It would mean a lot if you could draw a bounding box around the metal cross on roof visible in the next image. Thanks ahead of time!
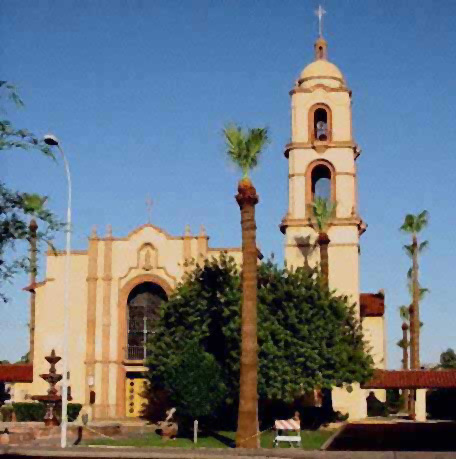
[145,195,153,224]
[315,5,326,37]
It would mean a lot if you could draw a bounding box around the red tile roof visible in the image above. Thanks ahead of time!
[363,369,456,389]
[360,292,385,317]
[0,364,33,383]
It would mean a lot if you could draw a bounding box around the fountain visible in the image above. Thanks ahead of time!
[31,349,63,426]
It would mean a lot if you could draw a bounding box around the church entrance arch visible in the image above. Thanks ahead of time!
[126,282,167,361]
[116,274,173,418]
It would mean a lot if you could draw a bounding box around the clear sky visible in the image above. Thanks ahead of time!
[2,0,455,368]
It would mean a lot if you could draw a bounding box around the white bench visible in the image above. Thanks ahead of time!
[273,418,301,448]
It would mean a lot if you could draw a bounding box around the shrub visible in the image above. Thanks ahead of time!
[162,341,227,427]
[0,404,13,422]
[366,391,388,417]
[67,403,83,422]
[13,402,46,421]
[11,402,82,422]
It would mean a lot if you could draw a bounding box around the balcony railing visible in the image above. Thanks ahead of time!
[126,345,147,361]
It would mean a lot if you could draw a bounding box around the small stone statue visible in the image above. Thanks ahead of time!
[155,408,178,440]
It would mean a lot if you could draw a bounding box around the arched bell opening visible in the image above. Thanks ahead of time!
[311,164,332,202]
[305,160,336,214]
[309,104,332,142]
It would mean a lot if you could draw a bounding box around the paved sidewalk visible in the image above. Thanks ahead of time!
[1,446,456,459]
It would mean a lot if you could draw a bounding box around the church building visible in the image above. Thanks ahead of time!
[9,33,386,421]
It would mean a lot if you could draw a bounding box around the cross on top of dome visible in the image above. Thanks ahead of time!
[315,5,326,38]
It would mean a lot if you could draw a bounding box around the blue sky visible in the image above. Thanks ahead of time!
[2,1,455,368]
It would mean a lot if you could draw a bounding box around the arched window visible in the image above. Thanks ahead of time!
[127,282,167,360]
[309,104,332,142]
[306,160,336,210]
[311,164,332,201]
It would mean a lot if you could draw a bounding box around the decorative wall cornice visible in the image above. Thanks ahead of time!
[284,141,361,159]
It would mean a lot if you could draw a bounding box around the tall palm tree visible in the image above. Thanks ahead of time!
[223,124,269,449]
[400,211,429,420]
[312,197,336,288]
[401,210,429,372]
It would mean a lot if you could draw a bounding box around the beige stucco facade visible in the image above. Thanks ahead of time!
[12,34,386,422]
[13,224,241,420]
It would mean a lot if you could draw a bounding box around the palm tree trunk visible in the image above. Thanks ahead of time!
[408,304,416,419]
[235,179,259,449]
[401,323,409,412]
[411,235,420,369]
[29,219,38,363]
[318,232,330,288]
[408,236,420,420]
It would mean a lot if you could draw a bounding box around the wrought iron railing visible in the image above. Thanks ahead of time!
[126,345,147,361]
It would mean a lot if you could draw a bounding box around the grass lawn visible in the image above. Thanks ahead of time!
[85,429,335,450]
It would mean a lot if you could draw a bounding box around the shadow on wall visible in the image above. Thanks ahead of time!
[294,236,316,270]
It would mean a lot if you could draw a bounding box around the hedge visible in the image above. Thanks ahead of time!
[67,403,83,421]
[13,402,45,421]
[10,402,82,422]
[0,405,13,422]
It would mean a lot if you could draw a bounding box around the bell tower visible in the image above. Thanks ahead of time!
[281,34,365,305]
[281,30,369,419]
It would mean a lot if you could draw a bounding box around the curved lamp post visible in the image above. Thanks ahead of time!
[44,134,72,449]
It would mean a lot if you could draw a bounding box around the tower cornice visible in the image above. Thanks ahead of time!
[284,141,361,159]
[290,84,351,96]
[279,216,367,236]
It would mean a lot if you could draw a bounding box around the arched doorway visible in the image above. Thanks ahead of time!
[124,281,167,417]
[116,275,172,418]
[126,282,167,361]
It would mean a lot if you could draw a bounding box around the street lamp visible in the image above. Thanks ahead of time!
[44,134,72,449]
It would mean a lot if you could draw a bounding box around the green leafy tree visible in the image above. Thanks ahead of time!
[439,349,456,369]
[161,341,227,427]
[0,81,61,302]
[223,124,269,448]
[427,349,456,420]
[146,255,373,424]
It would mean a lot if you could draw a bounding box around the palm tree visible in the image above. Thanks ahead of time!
[223,124,269,449]
[400,210,429,420]
[312,197,336,288]
[400,210,429,372]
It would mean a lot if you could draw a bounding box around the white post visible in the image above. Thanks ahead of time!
[193,419,198,444]
[59,145,72,449]
[415,389,427,422]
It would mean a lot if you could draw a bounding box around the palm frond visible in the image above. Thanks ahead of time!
[416,210,429,231]
[406,267,412,280]
[312,197,336,232]
[400,211,429,234]
[400,214,415,233]
[403,244,414,258]
[419,240,429,252]
[399,305,410,321]
[419,287,429,300]
[223,124,269,178]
